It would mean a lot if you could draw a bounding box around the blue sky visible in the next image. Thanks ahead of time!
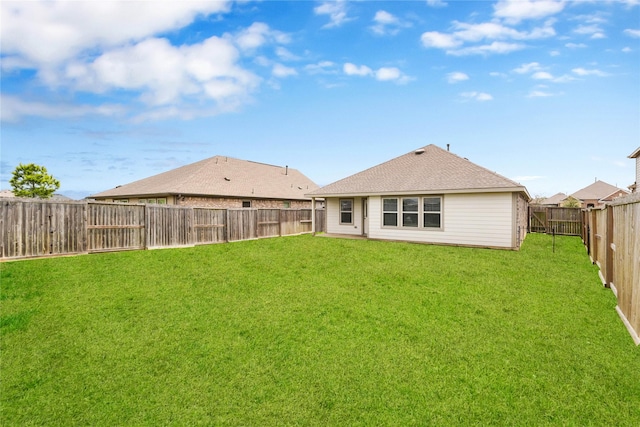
[1,0,639,200]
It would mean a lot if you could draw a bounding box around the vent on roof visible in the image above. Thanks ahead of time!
[415,148,425,155]
[224,177,231,181]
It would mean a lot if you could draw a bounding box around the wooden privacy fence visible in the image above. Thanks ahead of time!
[582,194,640,345]
[1,200,326,260]
[529,206,582,235]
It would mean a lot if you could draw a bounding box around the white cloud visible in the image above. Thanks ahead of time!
[447,72,469,83]
[272,63,297,78]
[426,0,447,7]
[343,63,411,84]
[420,19,554,55]
[61,35,260,108]
[572,68,609,77]
[0,94,125,123]
[275,47,300,61]
[370,10,411,35]
[0,1,232,68]
[304,61,337,74]
[624,29,640,38]
[622,47,633,53]
[532,71,553,80]
[314,0,352,29]
[234,22,290,52]
[448,41,526,56]
[343,63,373,77]
[461,92,493,101]
[565,43,587,48]
[421,32,462,49]
[574,24,606,39]
[514,62,542,74]
[493,0,565,24]
[527,90,556,98]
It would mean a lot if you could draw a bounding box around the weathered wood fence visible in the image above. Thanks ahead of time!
[529,206,582,235]
[1,200,326,260]
[582,194,640,345]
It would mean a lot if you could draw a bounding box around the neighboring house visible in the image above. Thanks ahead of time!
[0,190,74,201]
[569,180,629,208]
[306,144,530,250]
[629,147,639,193]
[537,192,567,207]
[91,156,320,209]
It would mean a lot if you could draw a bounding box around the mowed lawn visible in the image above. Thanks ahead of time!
[1,234,639,426]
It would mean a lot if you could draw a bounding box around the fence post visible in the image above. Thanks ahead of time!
[605,205,614,288]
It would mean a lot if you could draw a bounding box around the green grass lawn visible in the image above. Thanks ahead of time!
[1,233,639,426]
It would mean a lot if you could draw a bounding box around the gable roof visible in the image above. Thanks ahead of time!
[629,147,640,159]
[91,156,319,200]
[540,192,567,205]
[570,180,628,201]
[307,144,529,199]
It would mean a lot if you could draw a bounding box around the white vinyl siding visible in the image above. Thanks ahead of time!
[326,197,363,235]
[368,193,515,248]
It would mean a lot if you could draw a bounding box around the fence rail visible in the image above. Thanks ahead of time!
[529,206,582,235]
[1,200,325,260]
[582,194,640,345]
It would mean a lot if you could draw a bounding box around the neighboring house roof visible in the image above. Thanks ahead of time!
[570,180,628,201]
[540,192,567,205]
[629,147,640,159]
[0,190,74,201]
[307,144,530,199]
[90,155,319,200]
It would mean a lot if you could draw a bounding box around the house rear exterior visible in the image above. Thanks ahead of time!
[91,155,320,209]
[307,145,530,250]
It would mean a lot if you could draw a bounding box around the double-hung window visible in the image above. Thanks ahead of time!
[423,197,442,228]
[382,196,443,229]
[340,199,353,224]
[402,197,419,227]
[383,198,398,226]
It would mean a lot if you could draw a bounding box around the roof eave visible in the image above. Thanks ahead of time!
[308,186,530,199]
[629,147,640,159]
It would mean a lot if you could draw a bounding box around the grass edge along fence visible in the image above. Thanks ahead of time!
[582,193,640,346]
[0,199,326,260]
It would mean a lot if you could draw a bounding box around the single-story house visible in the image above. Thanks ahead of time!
[629,147,639,193]
[537,192,567,207]
[91,156,320,209]
[306,144,530,250]
[569,180,629,209]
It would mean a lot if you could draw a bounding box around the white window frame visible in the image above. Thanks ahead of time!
[339,199,353,225]
[382,198,398,226]
[381,195,443,230]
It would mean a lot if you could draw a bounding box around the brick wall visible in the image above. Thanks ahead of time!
[178,196,312,209]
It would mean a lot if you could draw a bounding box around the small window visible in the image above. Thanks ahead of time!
[402,197,419,227]
[283,201,291,208]
[339,199,353,224]
[157,198,167,205]
[383,198,398,226]
[115,199,129,203]
[242,200,252,208]
[423,197,442,228]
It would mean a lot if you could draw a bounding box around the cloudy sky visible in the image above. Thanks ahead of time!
[1,0,639,199]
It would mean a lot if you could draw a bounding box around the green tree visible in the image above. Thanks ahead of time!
[562,196,581,208]
[9,163,60,199]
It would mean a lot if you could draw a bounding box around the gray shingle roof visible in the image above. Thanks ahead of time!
[540,192,567,205]
[307,144,529,198]
[91,156,319,200]
[570,180,627,201]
